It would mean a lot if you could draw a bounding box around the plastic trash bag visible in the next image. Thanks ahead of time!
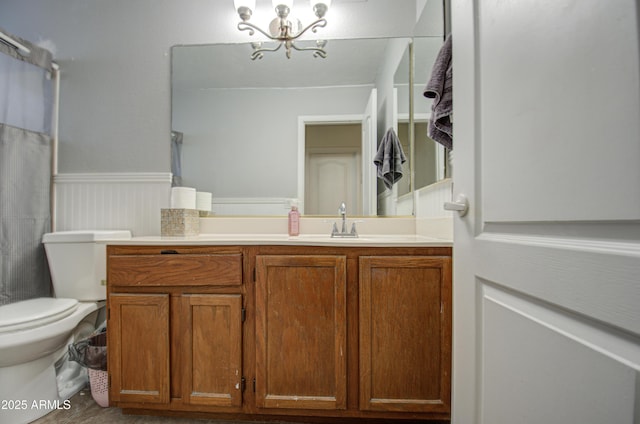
[69,322,107,371]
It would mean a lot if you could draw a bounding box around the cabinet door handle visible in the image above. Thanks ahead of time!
[160,249,179,254]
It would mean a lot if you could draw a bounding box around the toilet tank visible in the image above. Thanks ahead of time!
[42,230,132,301]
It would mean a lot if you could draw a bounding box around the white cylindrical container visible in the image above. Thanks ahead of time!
[170,187,196,209]
[196,191,212,212]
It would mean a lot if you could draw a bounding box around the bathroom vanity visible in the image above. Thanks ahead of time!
[106,236,452,422]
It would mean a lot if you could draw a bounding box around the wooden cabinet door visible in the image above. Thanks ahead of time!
[359,256,451,414]
[108,293,170,405]
[181,294,243,407]
[255,255,347,410]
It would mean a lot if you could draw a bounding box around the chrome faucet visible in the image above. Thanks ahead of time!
[338,202,347,233]
[331,202,358,238]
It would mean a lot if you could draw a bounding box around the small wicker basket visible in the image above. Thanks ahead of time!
[88,368,109,407]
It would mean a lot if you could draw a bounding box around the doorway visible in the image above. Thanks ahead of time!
[304,123,362,215]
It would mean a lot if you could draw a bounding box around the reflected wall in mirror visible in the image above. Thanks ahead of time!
[392,39,416,216]
[412,36,450,186]
[378,36,450,216]
[171,36,447,217]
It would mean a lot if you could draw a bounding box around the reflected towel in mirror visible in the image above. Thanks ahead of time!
[424,33,453,150]
[373,128,406,190]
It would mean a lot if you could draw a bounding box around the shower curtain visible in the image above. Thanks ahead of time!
[0,29,55,305]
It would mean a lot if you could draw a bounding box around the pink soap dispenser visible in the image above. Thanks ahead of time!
[288,201,300,236]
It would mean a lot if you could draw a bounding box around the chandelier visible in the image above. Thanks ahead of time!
[233,0,332,60]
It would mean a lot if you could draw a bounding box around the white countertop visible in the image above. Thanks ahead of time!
[107,233,452,247]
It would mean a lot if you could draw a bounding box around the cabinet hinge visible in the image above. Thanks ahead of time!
[241,308,246,323]
[241,377,246,393]
[253,378,256,393]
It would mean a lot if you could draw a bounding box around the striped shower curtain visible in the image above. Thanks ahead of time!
[0,29,55,305]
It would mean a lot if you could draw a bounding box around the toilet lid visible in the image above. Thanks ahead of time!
[0,298,79,333]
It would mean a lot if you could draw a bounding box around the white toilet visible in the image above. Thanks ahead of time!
[0,230,131,424]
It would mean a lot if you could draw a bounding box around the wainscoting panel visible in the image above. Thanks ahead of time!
[415,179,453,240]
[211,198,293,216]
[54,173,172,236]
[415,178,452,219]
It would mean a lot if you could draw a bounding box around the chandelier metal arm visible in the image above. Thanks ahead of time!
[290,42,328,58]
[286,18,327,41]
[250,42,283,60]
[237,21,274,39]
[238,19,327,43]
[235,2,331,59]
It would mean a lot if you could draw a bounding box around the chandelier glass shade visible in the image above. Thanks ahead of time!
[234,0,332,60]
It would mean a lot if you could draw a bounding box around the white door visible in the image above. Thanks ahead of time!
[305,150,361,215]
[452,1,640,423]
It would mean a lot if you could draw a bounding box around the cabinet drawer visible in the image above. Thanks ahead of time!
[109,254,242,286]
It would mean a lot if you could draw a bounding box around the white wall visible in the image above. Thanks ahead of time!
[173,85,372,199]
[377,38,412,133]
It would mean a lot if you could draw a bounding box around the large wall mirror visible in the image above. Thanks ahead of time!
[171,4,447,217]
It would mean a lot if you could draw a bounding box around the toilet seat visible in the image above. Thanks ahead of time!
[0,298,79,333]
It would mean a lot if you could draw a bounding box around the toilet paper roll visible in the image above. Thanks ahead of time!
[170,187,196,209]
[196,191,212,212]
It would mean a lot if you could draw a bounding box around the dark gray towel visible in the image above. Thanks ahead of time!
[424,34,453,150]
[373,128,406,190]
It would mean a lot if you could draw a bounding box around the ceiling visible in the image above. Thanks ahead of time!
[172,37,413,90]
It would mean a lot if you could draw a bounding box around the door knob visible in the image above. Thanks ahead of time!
[444,194,469,217]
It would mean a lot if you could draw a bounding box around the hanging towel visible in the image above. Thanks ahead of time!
[424,33,453,150]
[373,128,406,190]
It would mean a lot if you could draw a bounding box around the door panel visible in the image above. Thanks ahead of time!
[108,293,170,405]
[306,152,360,215]
[255,255,347,410]
[451,0,640,423]
[359,256,451,413]
[481,284,638,423]
[479,0,640,222]
[475,236,640,334]
[182,294,243,407]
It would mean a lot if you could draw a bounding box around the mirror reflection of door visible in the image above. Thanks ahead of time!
[304,124,362,215]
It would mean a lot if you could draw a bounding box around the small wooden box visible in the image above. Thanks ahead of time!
[161,208,200,236]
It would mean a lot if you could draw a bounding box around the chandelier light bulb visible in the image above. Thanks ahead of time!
[272,0,294,10]
[234,0,256,21]
[236,0,330,59]
[311,0,331,18]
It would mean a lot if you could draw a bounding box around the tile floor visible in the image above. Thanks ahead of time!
[31,387,447,424]
[30,388,295,424]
